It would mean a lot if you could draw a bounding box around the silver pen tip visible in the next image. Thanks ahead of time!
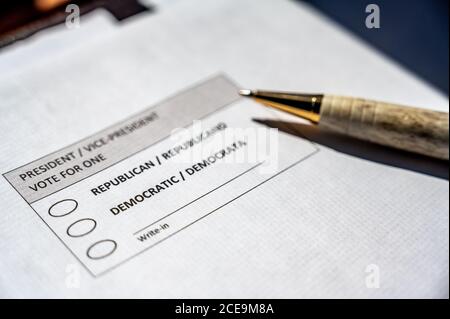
[238,89,253,96]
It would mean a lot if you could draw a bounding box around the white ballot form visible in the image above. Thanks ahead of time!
[0,0,448,298]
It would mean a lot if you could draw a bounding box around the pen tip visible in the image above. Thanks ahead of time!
[239,89,253,96]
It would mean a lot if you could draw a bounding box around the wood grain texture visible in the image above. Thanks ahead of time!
[319,95,449,160]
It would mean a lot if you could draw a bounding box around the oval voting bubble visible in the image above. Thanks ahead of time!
[66,218,97,238]
[87,239,117,260]
[48,199,78,217]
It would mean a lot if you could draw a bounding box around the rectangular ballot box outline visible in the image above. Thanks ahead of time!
[3,74,320,277]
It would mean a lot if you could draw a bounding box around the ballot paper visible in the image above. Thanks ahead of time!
[0,0,448,298]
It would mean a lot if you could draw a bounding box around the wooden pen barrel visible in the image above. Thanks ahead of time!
[319,95,449,160]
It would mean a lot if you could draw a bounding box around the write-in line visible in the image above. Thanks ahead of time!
[133,162,263,235]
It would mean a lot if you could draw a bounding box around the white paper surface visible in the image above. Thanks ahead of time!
[0,0,448,298]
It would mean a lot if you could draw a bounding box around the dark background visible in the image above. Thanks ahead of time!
[0,0,448,94]
[303,0,449,94]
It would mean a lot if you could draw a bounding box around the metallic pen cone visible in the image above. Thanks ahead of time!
[238,89,323,123]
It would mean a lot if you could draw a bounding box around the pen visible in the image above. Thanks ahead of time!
[239,89,449,160]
